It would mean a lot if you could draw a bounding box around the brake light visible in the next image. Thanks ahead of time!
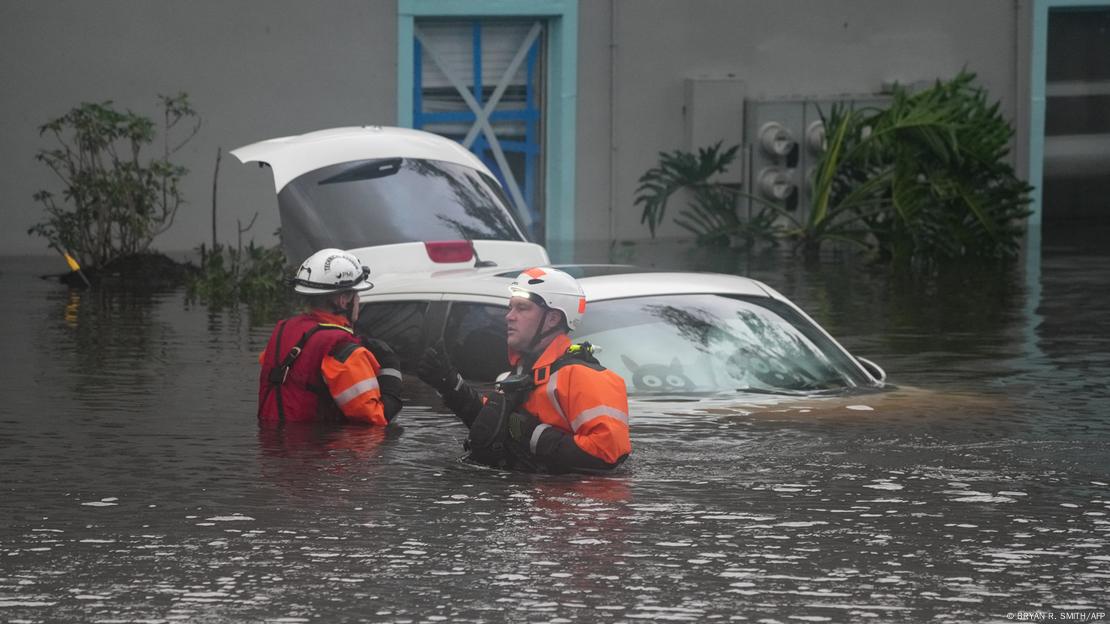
[424,240,474,263]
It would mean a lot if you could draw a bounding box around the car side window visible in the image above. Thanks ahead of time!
[443,302,509,383]
[356,301,428,371]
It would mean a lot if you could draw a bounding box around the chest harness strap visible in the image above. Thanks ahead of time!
[264,322,352,425]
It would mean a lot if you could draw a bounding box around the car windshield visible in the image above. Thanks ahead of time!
[576,294,872,394]
[277,158,526,262]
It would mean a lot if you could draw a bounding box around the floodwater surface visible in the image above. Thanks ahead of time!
[1,236,1107,623]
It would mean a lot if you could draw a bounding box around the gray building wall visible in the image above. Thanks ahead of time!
[1,1,1026,260]
[1,0,398,257]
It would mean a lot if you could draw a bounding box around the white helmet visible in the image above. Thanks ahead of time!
[508,267,586,331]
[291,248,373,295]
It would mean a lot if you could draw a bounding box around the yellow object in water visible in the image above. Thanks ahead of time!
[64,252,81,272]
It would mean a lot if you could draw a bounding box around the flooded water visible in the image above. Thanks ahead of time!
[1,232,1108,623]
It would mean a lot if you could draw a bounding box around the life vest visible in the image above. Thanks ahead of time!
[510,335,631,464]
[258,313,360,424]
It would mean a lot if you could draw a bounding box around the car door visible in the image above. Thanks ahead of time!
[439,296,510,383]
[355,299,437,373]
[357,292,510,383]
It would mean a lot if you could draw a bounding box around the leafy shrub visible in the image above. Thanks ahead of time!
[29,94,200,267]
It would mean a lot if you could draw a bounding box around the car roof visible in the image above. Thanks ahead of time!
[365,265,776,302]
[581,271,774,300]
[363,263,876,386]
[230,126,495,192]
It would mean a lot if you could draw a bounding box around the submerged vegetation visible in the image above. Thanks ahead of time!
[635,71,1033,267]
[29,94,212,294]
[29,96,289,317]
[185,240,292,318]
[185,144,292,317]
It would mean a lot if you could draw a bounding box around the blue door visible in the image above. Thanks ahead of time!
[413,19,545,242]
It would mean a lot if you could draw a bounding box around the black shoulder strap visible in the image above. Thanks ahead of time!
[260,319,289,423]
[330,340,360,363]
[267,324,352,385]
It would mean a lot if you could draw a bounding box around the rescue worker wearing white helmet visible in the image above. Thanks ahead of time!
[417,267,631,473]
[258,248,403,425]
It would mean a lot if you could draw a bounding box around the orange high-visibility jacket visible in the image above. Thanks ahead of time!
[258,311,389,425]
[510,334,631,464]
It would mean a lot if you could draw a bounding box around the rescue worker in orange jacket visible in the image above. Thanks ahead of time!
[258,248,402,426]
[417,267,630,473]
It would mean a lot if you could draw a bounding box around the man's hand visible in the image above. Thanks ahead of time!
[508,411,541,444]
[362,338,400,373]
[416,342,461,395]
[361,337,402,400]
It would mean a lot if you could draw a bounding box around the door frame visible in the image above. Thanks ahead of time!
[1024,0,1109,366]
[1028,0,1110,229]
[397,0,579,257]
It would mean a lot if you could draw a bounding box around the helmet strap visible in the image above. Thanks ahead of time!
[523,309,564,354]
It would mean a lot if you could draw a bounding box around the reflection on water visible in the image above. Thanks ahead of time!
[1,234,1108,622]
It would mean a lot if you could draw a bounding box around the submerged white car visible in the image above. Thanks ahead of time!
[232,127,885,395]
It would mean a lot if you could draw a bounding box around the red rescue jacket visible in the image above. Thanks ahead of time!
[258,311,385,424]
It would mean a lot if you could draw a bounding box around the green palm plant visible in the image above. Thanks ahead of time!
[850,71,1033,264]
[782,71,1032,263]
[633,71,1031,265]
[634,142,778,247]
[770,103,888,256]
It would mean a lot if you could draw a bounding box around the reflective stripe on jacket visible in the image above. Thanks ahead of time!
[258,311,387,425]
[510,334,631,464]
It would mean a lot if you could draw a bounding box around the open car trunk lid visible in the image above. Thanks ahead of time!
[231,127,542,269]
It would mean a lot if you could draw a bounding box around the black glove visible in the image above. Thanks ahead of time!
[416,343,461,395]
[508,410,541,445]
[362,338,401,390]
[361,338,402,420]
[362,337,401,373]
[466,391,519,467]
